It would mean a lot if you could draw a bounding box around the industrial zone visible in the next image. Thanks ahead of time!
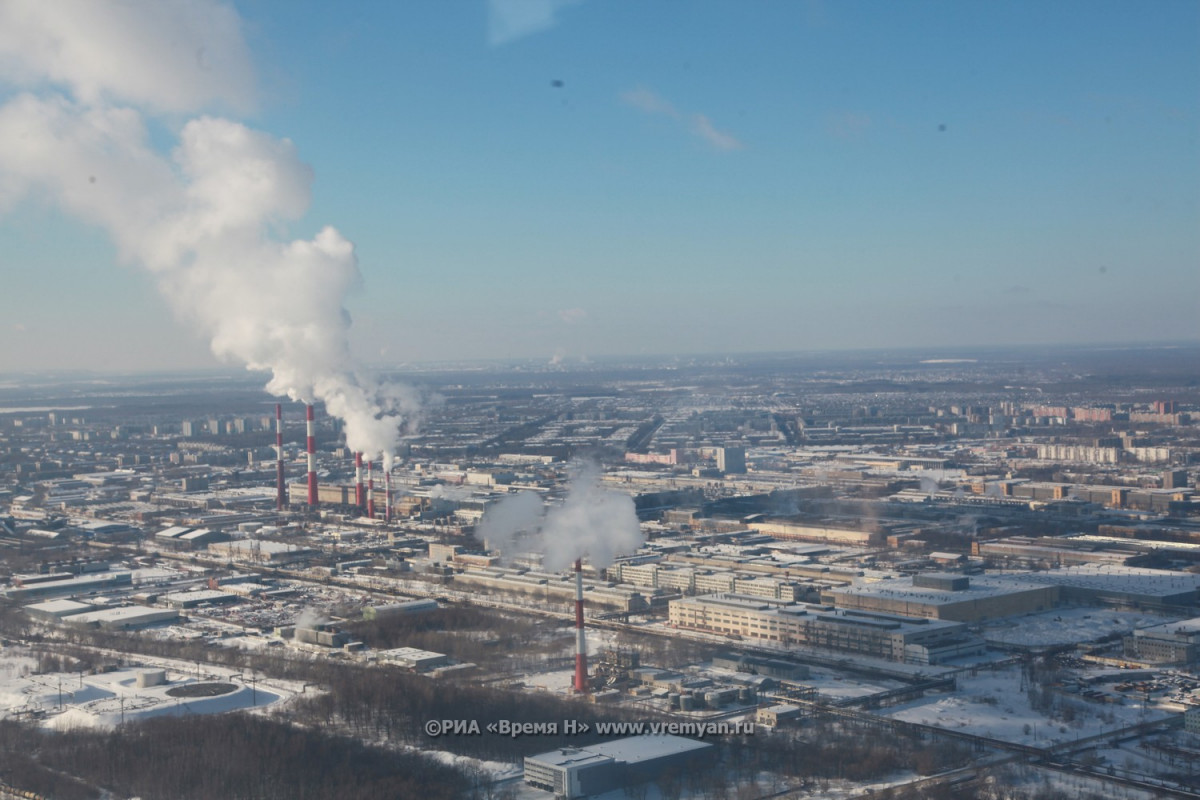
[2,347,1200,799]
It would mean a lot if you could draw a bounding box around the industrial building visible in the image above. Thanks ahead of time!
[1122,618,1200,666]
[377,647,449,670]
[2,571,133,602]
[669,595,983,664]
[524,735,712,799]
[61,605,179,630]
[822,573,1058,623]
[207,539,315,565]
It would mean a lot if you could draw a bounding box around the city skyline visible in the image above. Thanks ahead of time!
[1,0,1197,374]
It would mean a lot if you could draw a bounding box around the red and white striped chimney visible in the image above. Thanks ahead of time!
[384,469,392,523]
[366,459,375,519]
[354,452,364,510]
[275,404,284,511]
[574,559,588,693]
[306,404,318,507]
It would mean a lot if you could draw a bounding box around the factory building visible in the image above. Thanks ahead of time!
[747,521,880,546]
[1121,617,1200,666]
[452,566,650,613]
[822,574,1058,623]
[377,647,449,671]
[669,595,982,664]
[207,539,315,565]
[525,735,712,799]
[3,571,133,602]
[61,605,179,630]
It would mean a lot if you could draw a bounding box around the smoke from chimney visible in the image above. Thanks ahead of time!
[476,460,643,570]
[0,1,418,464]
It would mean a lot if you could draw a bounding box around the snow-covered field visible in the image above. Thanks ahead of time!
[885,665,1169,746]
[0,646,296,730]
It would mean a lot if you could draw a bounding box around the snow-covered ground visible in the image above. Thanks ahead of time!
[885,665,1169,746]
[981,607,1183,648]
[0,647,298,730]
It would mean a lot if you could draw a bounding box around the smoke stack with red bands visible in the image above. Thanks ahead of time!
[275,403,284,511]
[385,470,392,523]
[306,404,317,507]
[354,452,364,510]
[574,558,588,693]
[367,459,375,519]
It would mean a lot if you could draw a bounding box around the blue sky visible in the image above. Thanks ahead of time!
[1,0,1197,372]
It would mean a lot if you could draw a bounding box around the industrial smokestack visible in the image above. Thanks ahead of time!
[385,470,392,524]
[275,403,284,511]
[354,452,364,510]
[367,459,375,519]
[574,558,588,693]
[306,404,318,507]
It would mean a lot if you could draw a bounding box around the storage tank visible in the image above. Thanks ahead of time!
[668,692,681,709]
[679,694,695,711]
[738,687,755,703]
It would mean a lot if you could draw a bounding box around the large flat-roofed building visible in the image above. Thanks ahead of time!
[821,574,1058,623]
[61,605,179,630]
[669,595,982,664]
[1123,618,1200,665]
[1005,565,1200,609]
[207,539,315,565]
[748,521,880,546]
[3,572,133,602]
[524,735,711,799]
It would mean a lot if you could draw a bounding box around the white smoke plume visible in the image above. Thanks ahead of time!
[293,607,328,632]
[0,0,413,463]
[475,461,643,571]
[429,484,479,502]
[475,489,545,557]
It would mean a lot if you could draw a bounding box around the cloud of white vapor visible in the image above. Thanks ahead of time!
[0,0,415,464]
[620,86,744,151]
[488,0,582,46]
[475,462,643,570]
[475,490,545,556]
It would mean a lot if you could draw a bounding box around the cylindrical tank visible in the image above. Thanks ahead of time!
[679,694,695,711]
[738,687,755,703]
[668,692,681,709]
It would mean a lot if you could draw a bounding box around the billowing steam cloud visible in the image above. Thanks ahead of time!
[477,461,643,571]
[0,0,413,463]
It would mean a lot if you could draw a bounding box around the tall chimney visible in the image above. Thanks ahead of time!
[366,459,375,519]
[306,404,318,507]
[384,469,392,523]
[275,403,284,511]
[354,452,364,510]
[574,559,588,693]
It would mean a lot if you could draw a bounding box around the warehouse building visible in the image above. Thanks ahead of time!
[61,605,179,631]
[822,573,1058,623]
[3,571,133,602]
[525,735,711,799]
[669,595,983,664]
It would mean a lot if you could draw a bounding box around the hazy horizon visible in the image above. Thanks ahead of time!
[1,1,1197,375]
